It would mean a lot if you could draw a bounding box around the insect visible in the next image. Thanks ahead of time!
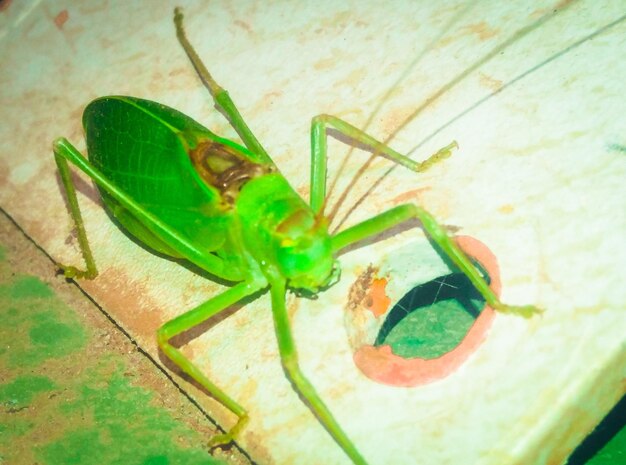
[52,7,541,465]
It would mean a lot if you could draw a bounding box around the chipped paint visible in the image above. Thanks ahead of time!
[350,236,498,386]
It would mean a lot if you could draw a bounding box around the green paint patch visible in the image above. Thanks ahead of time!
[607,143,626,154]
[0,375,57,411]
[29,315,84,348]
[10,275,54,299]
[40,360,218,465]
[568,395,626,465]
[0,256,87,368]
[381,297,480,358]
[0,304,87,369]
[0,417,35,441]
[0,239,225,465]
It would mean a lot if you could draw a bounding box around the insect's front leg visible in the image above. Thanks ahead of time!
[332,203,542,318]
[268,276,369,465]
[309,114,457,214]
[157,278,265,446]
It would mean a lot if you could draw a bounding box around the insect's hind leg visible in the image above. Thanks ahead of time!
[157,278,265,447]
[53,140,98,279]
[52,138,236,281]
[309,114,457,213]
[331,203,542,318]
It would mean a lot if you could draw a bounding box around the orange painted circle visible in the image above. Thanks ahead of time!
[353,235,501,387]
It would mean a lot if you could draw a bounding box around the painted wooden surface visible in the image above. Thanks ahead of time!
[1,1,625,464]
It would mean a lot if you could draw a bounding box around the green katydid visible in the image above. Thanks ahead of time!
[52,7,542,465]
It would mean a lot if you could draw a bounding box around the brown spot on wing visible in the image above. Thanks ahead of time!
[189,141,274,205]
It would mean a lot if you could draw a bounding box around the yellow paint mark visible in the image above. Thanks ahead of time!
[479,72,503,92]
[234,20,252,34]
[462,21,499,41]
[314,56,336,71]
[391,187,430,205]
[498,204,514,214]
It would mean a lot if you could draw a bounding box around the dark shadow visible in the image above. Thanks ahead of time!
[566,394,626,465]
[335,217,421,257]
[105,213,236,287]
[374,266,488,349]
[167,286,266,348]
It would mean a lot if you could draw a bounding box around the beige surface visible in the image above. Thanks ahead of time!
[1,1,625,464]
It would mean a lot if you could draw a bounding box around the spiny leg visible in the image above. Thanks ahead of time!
[173,8,272,165]
[55,137,267,443]
[309,114,457,214]
[53,143,98,279]
[158,279,265,446]
[332,203,542,318]
[268,277,369,465]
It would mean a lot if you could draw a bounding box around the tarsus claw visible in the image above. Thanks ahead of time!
[492,303,543,318]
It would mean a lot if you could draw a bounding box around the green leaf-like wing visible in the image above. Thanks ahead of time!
[83,96,231,257]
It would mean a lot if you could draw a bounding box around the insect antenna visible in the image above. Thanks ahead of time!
[325,3,475,232]
[330,2,580,233]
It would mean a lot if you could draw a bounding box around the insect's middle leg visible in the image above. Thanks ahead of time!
[309,114,457,213]
[331,203,542,318]
[157,278,265,446]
